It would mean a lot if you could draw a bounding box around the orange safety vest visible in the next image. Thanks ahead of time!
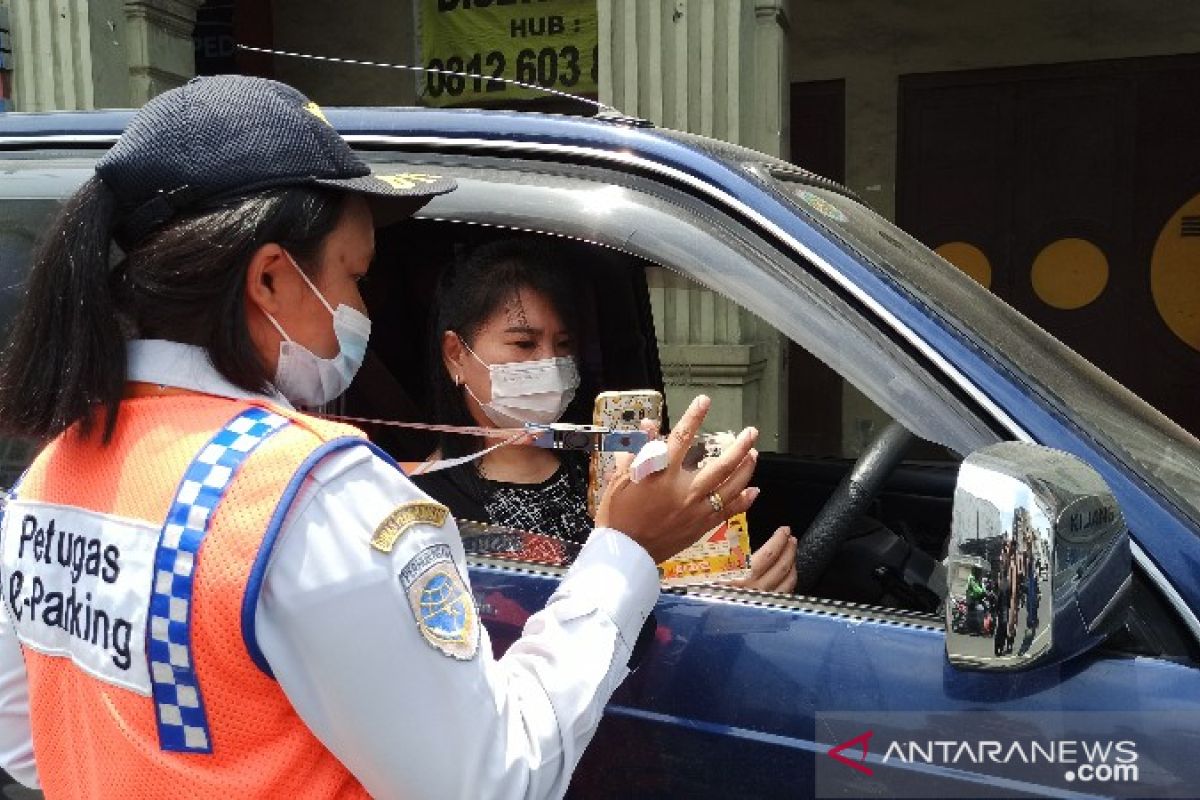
[2,393,381,799]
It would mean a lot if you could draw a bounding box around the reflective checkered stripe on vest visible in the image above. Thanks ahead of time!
[1,395,373,798]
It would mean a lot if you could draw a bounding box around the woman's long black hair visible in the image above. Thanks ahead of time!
[0,176,345,443]
[427,238,582,498]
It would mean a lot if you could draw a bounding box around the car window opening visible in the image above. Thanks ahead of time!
[346,218,955,612]
[0,154,1189,662]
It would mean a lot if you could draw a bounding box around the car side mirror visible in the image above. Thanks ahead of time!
[944,442,1131,670]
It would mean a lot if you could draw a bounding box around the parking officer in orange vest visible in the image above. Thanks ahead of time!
[0,75,761,799]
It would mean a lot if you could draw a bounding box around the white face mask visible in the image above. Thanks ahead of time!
[458,337,580,427]
[265,252,371,408]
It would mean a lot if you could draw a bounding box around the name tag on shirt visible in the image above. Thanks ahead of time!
[1,500,157,695]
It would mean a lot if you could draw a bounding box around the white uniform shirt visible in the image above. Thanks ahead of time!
[0,340,660,799]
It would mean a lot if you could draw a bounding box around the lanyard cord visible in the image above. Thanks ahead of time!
[316,412,526,440]
[314,412,530,476]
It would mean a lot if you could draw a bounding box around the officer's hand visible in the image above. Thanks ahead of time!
[597,395,760,564]
[730,526,798,594]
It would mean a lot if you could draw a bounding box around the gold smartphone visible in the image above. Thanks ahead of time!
[587,390,664,517]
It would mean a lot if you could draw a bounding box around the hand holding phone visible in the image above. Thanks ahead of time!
[595,395,760,565]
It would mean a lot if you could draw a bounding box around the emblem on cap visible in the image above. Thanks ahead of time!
[376,173,445,191]
[371,501,449,553]
[303,101,330,125]
[399,544,478,660]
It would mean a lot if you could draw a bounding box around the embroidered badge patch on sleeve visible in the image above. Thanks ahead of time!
[398,544,478,660]
[370,501,449,553]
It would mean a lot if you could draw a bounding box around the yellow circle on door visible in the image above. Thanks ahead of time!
[935,242,992,288]
[1031,238,1109,310]
[1152,192,1200,352]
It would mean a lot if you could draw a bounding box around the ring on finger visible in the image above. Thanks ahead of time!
[707,491,724,513]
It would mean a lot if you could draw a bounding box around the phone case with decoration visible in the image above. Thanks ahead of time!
[587,390,663,517]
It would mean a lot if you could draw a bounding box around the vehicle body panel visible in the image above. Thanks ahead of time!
[3,107,1199,799]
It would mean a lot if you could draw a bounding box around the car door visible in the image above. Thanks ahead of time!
[339,143,1200,799]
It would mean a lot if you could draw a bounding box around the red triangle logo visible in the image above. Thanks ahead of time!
[828,730,874,776]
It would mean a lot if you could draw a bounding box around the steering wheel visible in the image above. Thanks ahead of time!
[794,420,916,593]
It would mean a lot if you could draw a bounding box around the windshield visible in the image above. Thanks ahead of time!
[756,170,1200,529]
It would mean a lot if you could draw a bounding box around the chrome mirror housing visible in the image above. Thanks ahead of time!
[945,442,1131,670]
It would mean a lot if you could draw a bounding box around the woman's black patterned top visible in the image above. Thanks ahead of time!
[478,456,593,545]
[411,453,593,546]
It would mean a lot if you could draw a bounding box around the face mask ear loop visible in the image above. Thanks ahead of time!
[264,311,293,342]
[455,333,491,371]
[462,381,488,409]
[282,249,335,317]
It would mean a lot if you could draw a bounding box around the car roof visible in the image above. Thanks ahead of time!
[0,104,694,153]
[0,105,839,198]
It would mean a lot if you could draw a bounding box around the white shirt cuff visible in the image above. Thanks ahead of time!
[557,527,660,649]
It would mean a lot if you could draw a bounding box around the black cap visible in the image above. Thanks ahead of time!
[96,75,456,243]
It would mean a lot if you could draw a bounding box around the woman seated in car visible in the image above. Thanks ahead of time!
[411,238,797,592]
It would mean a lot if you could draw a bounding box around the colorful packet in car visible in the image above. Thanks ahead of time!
[657,432,753,586]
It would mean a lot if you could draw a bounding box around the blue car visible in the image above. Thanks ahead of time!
[2,107,1199,799]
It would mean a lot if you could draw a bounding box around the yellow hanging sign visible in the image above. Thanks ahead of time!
[418,0,598,107]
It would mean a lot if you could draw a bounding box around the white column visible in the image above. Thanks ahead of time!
[3,0,200,111]
[6,0,130,110]
[598,0,790,449]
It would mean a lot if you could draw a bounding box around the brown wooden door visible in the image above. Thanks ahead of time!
[899,55,1200,439]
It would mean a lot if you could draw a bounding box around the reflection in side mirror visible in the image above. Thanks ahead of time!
[945,442,1131,671]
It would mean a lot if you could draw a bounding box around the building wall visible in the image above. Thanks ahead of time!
[269,0,418,107]
[787,0,1200,221]
[787,1,1200,452]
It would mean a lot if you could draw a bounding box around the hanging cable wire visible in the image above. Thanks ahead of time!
[235,44,620,115]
